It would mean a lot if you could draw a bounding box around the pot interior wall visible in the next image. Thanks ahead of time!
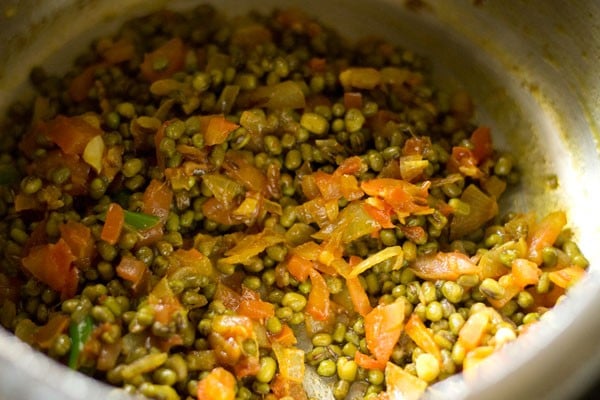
[1,1,599,400]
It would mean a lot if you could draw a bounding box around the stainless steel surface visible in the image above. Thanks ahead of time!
[1,1,599,399]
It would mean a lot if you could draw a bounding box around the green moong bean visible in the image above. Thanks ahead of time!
[256,356,277,383]
[138,382,179,400]
[336,357,358,381]
[317,359,337,377]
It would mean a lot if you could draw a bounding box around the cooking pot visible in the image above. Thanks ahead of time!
[1,0,599,399]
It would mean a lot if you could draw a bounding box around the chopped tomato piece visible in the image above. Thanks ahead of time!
[402,136,432,157]
[140,37,185,82]
[59,221,95,268]
[116,255,148,293]
[344,92,363,109]
[142,179,173,224]
[233,355,260,379]
[136,224,164,247]
[21,239,78,299]
[447,146,481,178]
[306,269,330,321]
[100,203,125,245]
[212,315,254,340]
[44,115,103,156]
[336,156,365,176]
[268,324,297,346]
[511,258,541,288]
[470,126,493,163]
[197,367,236,400]
[238,287,275,320]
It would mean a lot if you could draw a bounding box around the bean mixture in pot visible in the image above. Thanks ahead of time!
[0,5,589,400]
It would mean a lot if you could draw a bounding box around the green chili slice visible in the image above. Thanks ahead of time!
[97,209,160,231]
[123,210,160,230]
[67,315,94,370]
